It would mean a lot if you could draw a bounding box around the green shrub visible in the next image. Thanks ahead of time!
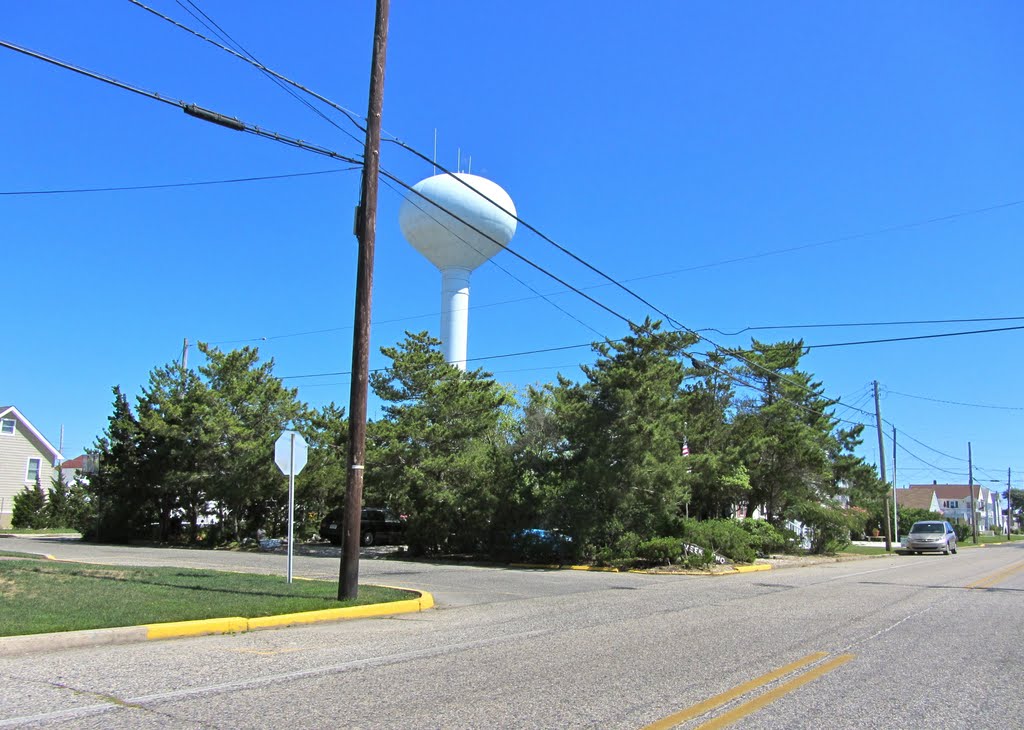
[789,502,858,554]
[679,518,756,563]
[636,537,682,566]
[737,518,793,556]
[11,480,48,529]
[897,508,945,538]
[679,545,715,569]
[947,519,970,541]
[593,531,644,569]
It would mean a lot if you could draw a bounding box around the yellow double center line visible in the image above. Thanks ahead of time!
[966,558,1024,590]
[642,651,855,730]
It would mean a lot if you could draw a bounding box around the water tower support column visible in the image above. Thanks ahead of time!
[440,266,472,370]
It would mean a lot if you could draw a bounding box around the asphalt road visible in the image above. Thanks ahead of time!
[1,537,1022,729]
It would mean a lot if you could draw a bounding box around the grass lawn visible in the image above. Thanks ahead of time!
[963,534,1023,546]
[841,545,889,556]
[0,555,412,637]
[0,528,80,535]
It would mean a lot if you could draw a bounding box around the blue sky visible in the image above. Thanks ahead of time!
[3,1,1022,492]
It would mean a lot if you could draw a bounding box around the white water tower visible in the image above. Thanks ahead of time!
[398,173,517,369]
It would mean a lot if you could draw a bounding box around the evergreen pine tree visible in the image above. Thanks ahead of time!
[368,331,512,555]
[12,477,48,529]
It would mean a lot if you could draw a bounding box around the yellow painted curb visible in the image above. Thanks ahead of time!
[248,591,433,630]
[146,616,249,640]
[141,589,433,640]
[626,563,772,576]
[508,563,620,571]
[732,564,772,573]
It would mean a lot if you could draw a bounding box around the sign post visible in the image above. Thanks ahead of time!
[274,431,308,583]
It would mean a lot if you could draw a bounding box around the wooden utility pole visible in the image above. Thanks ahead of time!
[339,0,390,601]
[873,381,891,551]
[968,442,978,544]
[892,425,899,541]
[1007,467,1012,541]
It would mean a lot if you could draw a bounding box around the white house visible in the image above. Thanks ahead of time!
[907,483,1003,532]
[0,405,63,528]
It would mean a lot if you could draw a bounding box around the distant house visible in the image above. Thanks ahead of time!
[59,453,99,486]
[0,406,63,528]
[895,488,940,514]
[907,483,1003,532]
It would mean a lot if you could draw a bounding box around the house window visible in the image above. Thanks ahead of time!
[26,458,41,483]
[1,418,14,435]
[943,500,959,509]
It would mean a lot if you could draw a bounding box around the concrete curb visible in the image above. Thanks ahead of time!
[0,590,434,657]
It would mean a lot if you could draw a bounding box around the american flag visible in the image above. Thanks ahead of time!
[680,438,690,457]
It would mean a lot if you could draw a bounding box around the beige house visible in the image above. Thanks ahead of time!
[895,488,940,514]
[0,406,63,528]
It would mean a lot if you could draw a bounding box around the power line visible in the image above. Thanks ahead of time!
[612,198,1024,285]
[805,324,1024,351]
[128,0,366,145]
[705,315,1024,337]
[891,440,966,477]
[206,299,1024,349]
[0,168,358,195]
[279,341,597,380]
[886,390,1024,412]
[0,39,363,166]
[886,426,967,465]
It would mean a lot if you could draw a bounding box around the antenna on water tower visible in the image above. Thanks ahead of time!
[398,174,517,369]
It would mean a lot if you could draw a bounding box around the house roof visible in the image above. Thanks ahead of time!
[0,405,63,461]
[896,489,938,510]
[908,484,992,501]
[61,455,88,469]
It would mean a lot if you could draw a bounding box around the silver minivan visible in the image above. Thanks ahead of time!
[903,520,957,555]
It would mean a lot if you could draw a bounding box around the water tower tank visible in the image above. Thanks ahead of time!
[398,173,517,369]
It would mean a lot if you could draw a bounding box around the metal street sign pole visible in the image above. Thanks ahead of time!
[275,431,307,584]
[287,432,295,583]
